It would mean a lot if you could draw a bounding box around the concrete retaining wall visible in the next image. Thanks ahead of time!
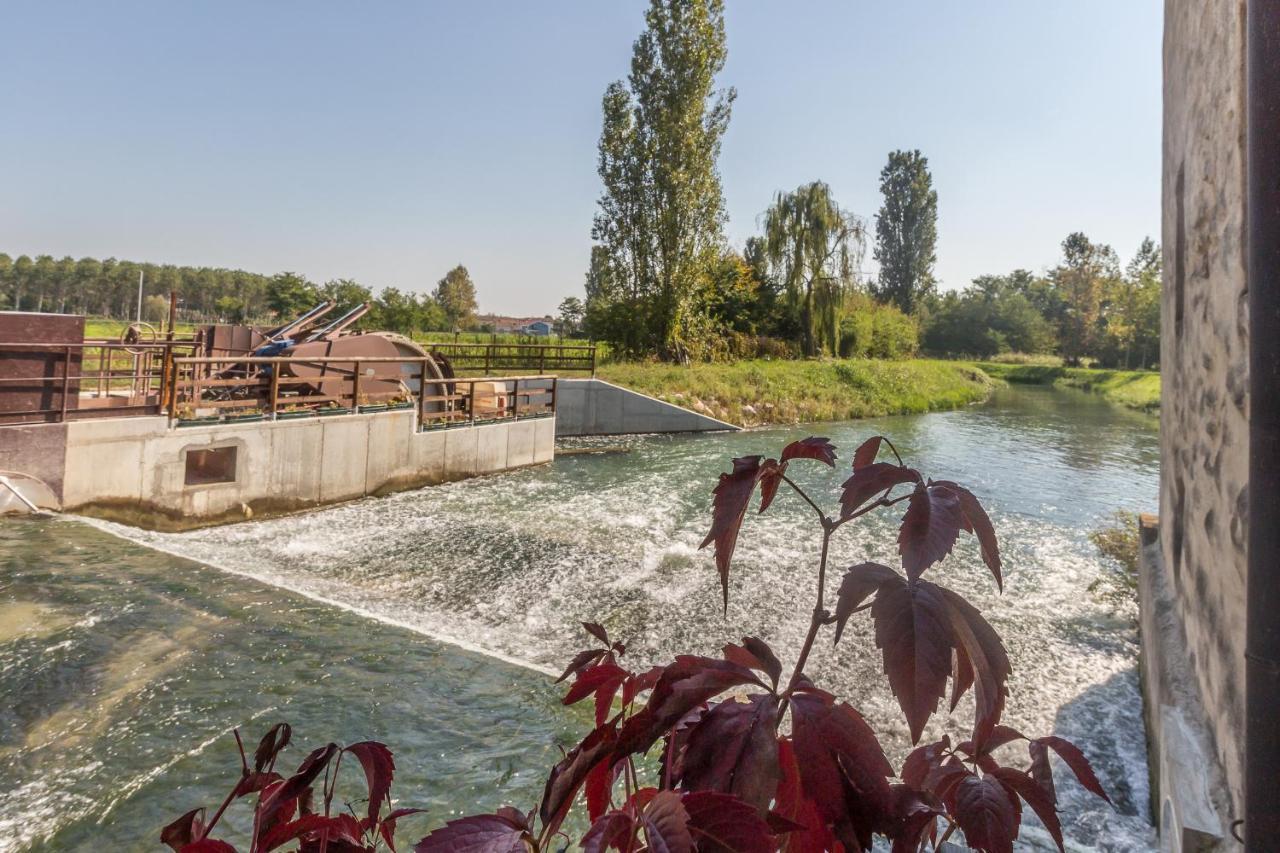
[58,412,555,529]
[554,378,738,436]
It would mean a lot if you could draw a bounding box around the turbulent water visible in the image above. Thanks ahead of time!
[0,385,1159,851]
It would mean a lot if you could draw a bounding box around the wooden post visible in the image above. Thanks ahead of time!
[160,345,174,415]
[512,378,520,419]
[268,366,280,419]
[60,346,71,422]
[352,360,362,411]
[417,357,428,426]
[551,376,558,416]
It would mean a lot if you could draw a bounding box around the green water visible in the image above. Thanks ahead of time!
[0,385,1160,851]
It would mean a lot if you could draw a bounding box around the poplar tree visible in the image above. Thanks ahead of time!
[589,0,735,360]
[873,150,939,313]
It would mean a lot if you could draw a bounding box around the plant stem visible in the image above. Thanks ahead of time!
[785,522,833,694]
[781,473,828,524]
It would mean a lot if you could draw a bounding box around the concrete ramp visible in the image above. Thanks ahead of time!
[555,378,740,436]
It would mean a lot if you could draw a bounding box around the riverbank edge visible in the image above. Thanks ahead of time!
[594,359,995,427]
[971,362,1161,412]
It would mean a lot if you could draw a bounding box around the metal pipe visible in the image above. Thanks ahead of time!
[1247,1,1280,845]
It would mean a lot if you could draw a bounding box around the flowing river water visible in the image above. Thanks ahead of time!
[0,385,1159,851]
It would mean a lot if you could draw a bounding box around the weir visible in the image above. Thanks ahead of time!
[0,312,732,527]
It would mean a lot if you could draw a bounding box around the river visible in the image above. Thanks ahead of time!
[0,385,1159,851]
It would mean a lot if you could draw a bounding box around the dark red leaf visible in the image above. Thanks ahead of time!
[939,588,1010,745]
[833,562,902,644]
[256,743,339,833]
[950,642,975,713]
[1032,736,1111,804]
[233,771,282,799]
[344,741,395,825]
[539,720,618,838]
[412,811,531,853]
[872,578,954,744]
[563,662,629,726]
[925,757,973,803]
[161,807,205,851]
[379,808,428,853]
[852,436,884,470]
[722,637,782,689]
[701,456,768,610]
[764,811,807,835]
[898,482,966,579]
[556,648,607,684]
[841,463,920,518]
[788,688,894,850]
[756,462,786,514]
[585,757,618,821]
[959,724,1026,758]
[259,814,339,852]
[1028,740,1055,800]
[616,657,764,757]
[622,665,664,706]
[682,790,775,853]
[178,842,238,853]
[780,437,837,467]
[680,695,781,814]
[900,735,950,790]
[583,622,611,646]
[640,790,694,853]
[582,810,636,853]
[931,480,1003,591]
[773,738,837,853]
[950,775,1020,853]
[253,723,292,773]
[887,784,943,853]
[992,767,1064,852]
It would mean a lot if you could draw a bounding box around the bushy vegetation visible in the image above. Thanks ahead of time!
[975,362,1161,411]
[598,359,992,426]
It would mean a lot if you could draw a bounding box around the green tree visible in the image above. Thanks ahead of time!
[872,150,938,314]
[266,272,319,320]
[1051,232,1118,365]
[761,180,866,356]
[1097,237,1160,368]
[433,265,477,330]
[320,278,372,312]
[556,297,585,337]
[589,0,735,359]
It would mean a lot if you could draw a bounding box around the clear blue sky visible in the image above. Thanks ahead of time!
[0,1,1162,316]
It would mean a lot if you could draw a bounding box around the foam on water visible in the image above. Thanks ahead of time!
[5,386,1160,850]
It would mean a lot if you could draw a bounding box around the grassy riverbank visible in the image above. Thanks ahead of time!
[973,362,1160,412]
[596,359,994,427]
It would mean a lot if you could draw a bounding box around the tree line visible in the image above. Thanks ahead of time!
[581,0,1160,369]
[0,252,482,336]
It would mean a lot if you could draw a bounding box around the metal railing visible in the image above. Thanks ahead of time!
[424,342,595,375]
[168,355,556,429]
[0,340,202,424]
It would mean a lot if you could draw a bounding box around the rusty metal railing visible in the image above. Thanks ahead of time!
[168,355,556,429]
[0,340,201,425]
[424,342,595,375]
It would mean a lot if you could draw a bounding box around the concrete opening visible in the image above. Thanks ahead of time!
[185,447,237,486]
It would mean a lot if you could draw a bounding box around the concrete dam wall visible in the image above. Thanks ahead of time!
[554,378,739,436]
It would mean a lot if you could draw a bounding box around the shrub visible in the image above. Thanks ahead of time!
[166,435,1111,852]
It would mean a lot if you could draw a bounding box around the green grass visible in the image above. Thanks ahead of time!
[596,359,995,427]
[83,318,199,339]
[973,362,1160,411]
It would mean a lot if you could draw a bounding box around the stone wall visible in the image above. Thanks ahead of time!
[1158,0,1249,835]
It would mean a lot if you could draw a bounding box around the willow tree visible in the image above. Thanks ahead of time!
[762,181,866,356]
[589,0,735,360]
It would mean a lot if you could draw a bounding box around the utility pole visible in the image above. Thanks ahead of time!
[135,270,145,323]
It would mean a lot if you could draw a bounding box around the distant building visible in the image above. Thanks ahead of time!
[521,320,553,336]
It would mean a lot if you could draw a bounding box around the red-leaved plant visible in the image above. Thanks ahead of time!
[165,436,1110,852]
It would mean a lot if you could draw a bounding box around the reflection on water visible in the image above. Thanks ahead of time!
[0,385,1159,851]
